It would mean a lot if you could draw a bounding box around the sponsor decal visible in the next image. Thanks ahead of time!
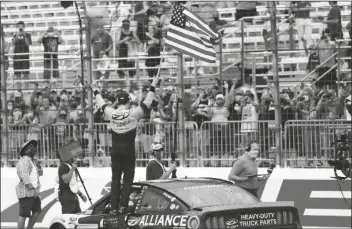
[225,212,277,228]
[132,184,142,189]
[163,192,176,202]
[128,215,189,227]
[184,185,224,190]
[127,216,141,227]
[170,204,176,210]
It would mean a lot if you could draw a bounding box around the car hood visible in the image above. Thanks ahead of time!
[200,201,295,213]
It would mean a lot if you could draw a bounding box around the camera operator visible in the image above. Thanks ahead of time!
[91,75,159,223]
[328,132,352,179]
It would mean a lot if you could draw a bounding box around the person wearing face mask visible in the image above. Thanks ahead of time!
[116,19,140,79]
[38,24,64,84]
[146,142,177,180]
[12,21,32,90]
[228,141,269,198]
[13,90,26,108]
[16,139,43,229]
[91,75,159,221]
[91,25,113,80]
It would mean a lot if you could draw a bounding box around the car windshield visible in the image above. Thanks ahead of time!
[170,184,259,208]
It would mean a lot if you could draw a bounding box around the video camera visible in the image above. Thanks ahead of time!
[328,131,352,179]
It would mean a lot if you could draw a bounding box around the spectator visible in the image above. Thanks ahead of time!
[321,1,343,41]
[110,1,131,43]
[13,90,27,110]
[116,19,140,78]
[316,90,344,120]
[160,2,173,35]
[131,1,150,51]
[292,2,312,55]
[37,97,57,127]
[235,2,257,22]
[190,2,217,23]
[240,87,260,144]
[38,24,64,86]
[145,21,162,83]
[296,88,317,120]
[91,25,113,80]
[316,29,337,89]
[12,21,32,89]
[303,42,320,78]
[191,89,210,128]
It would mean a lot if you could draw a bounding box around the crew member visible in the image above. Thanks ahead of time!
[91,75,160,220]
[146,142,177,180]
[16,139,43,229]
[58,158,87,214]
[228,140,269,198]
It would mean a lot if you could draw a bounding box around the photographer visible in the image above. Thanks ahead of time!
[58,158,87,214]
[12,21,32,90]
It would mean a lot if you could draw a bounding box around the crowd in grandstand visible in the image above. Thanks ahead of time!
[1,1,351,168]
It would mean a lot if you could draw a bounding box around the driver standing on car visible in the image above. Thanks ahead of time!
[146,142,177,180]
[228,140,269,198]
[91,75,160,222]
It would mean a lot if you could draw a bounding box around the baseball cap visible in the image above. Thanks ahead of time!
[216,94,225,100]
[116,90,130,104]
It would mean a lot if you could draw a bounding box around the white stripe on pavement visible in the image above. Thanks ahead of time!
[304,209,351,217]
[310,191,351,199]
[303,227,351,229]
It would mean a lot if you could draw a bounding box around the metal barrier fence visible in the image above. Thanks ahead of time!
[284,120,352,167]
[199,121,277,167]
[1,120,351,167]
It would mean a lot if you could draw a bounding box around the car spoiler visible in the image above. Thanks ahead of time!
[200,201,295,213]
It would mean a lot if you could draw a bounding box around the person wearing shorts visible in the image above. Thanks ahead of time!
[16,140,42,229]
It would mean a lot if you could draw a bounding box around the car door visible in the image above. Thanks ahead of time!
[126,186,190,229]
[77,185,144,227]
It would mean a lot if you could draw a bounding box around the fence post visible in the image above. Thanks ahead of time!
[0,15,9,167]
[268,2,283,167]
[241,20,245,83]
[177,53,185,167]
[83,3,95,167]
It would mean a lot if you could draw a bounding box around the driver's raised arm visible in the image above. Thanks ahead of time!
[92,88,114,121]
[131,76,160,119]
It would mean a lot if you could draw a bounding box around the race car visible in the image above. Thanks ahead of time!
[49,177,302,229]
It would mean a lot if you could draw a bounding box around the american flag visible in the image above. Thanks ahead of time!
[164,3,219,63]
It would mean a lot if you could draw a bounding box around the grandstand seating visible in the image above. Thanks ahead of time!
[2,1,351,93]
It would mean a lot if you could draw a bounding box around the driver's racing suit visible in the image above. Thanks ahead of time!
[93,85,156,213]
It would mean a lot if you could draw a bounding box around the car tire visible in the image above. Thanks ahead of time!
[49,223,66,229]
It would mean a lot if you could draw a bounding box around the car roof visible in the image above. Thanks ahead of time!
[136,177,232,191]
